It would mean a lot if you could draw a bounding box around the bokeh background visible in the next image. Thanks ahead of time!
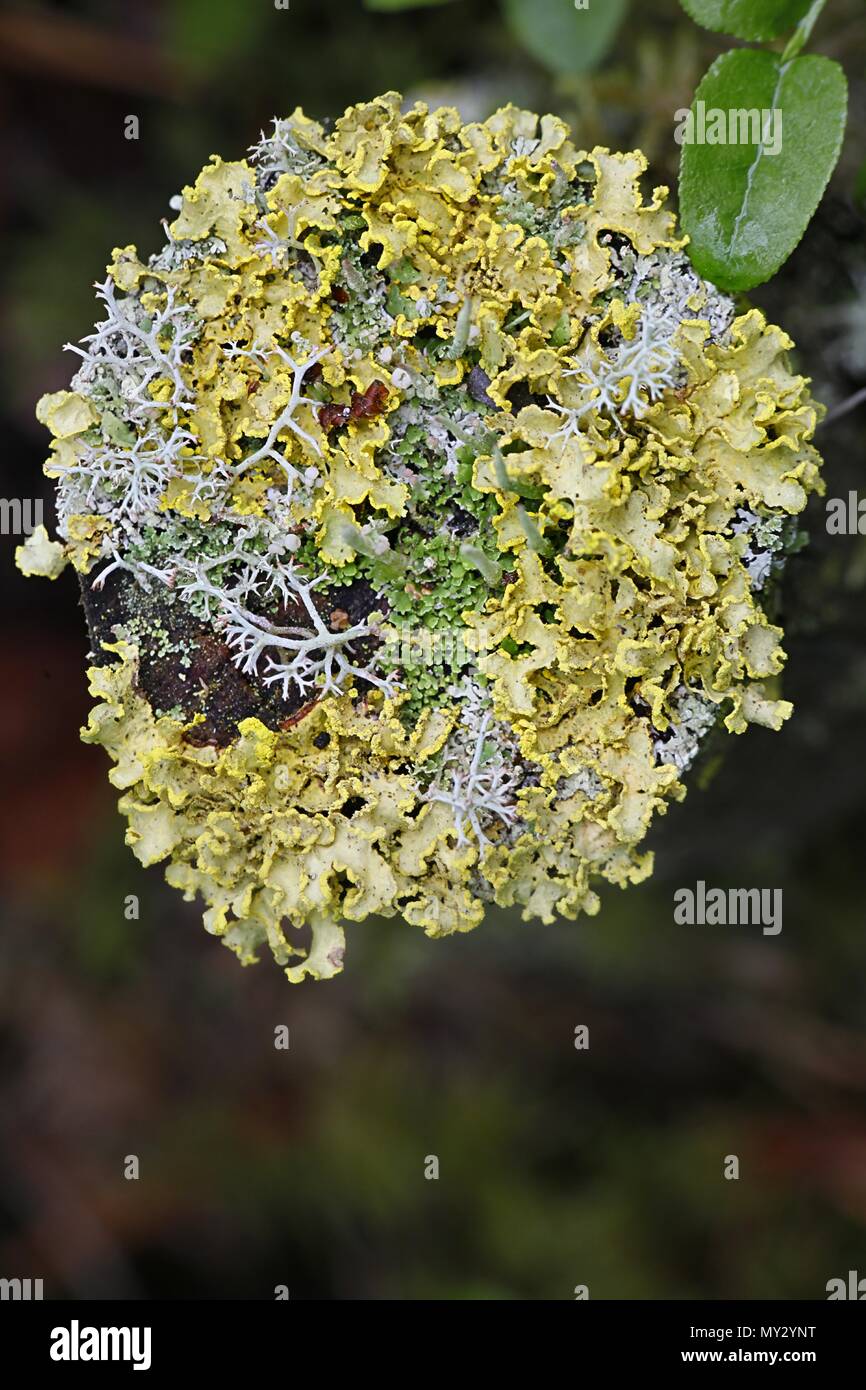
[2,0,866,1300]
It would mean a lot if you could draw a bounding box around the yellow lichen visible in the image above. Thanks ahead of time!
[21,96,824,981]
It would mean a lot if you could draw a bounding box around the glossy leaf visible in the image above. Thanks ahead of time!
[679,49,847,291]
[679,0,814,41]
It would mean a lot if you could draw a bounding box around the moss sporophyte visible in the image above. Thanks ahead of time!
[19,96,825,981]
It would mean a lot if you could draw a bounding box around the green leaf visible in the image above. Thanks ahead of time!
[364,0,458,10]
[679,0,814,41]
[679,50,847,292]
[502,0,628,77]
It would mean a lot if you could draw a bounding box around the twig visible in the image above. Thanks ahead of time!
[821,385,866,427]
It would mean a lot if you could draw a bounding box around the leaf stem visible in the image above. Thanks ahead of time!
[780,0,828,64]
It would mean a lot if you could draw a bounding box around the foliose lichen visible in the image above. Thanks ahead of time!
[18,94,824,981]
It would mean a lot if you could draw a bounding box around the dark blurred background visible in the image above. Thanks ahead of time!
[1,0,866,1300]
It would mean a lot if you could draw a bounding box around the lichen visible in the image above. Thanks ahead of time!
[19,95,825,981]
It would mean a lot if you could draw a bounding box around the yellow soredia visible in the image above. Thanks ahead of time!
[19,95,824,980]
